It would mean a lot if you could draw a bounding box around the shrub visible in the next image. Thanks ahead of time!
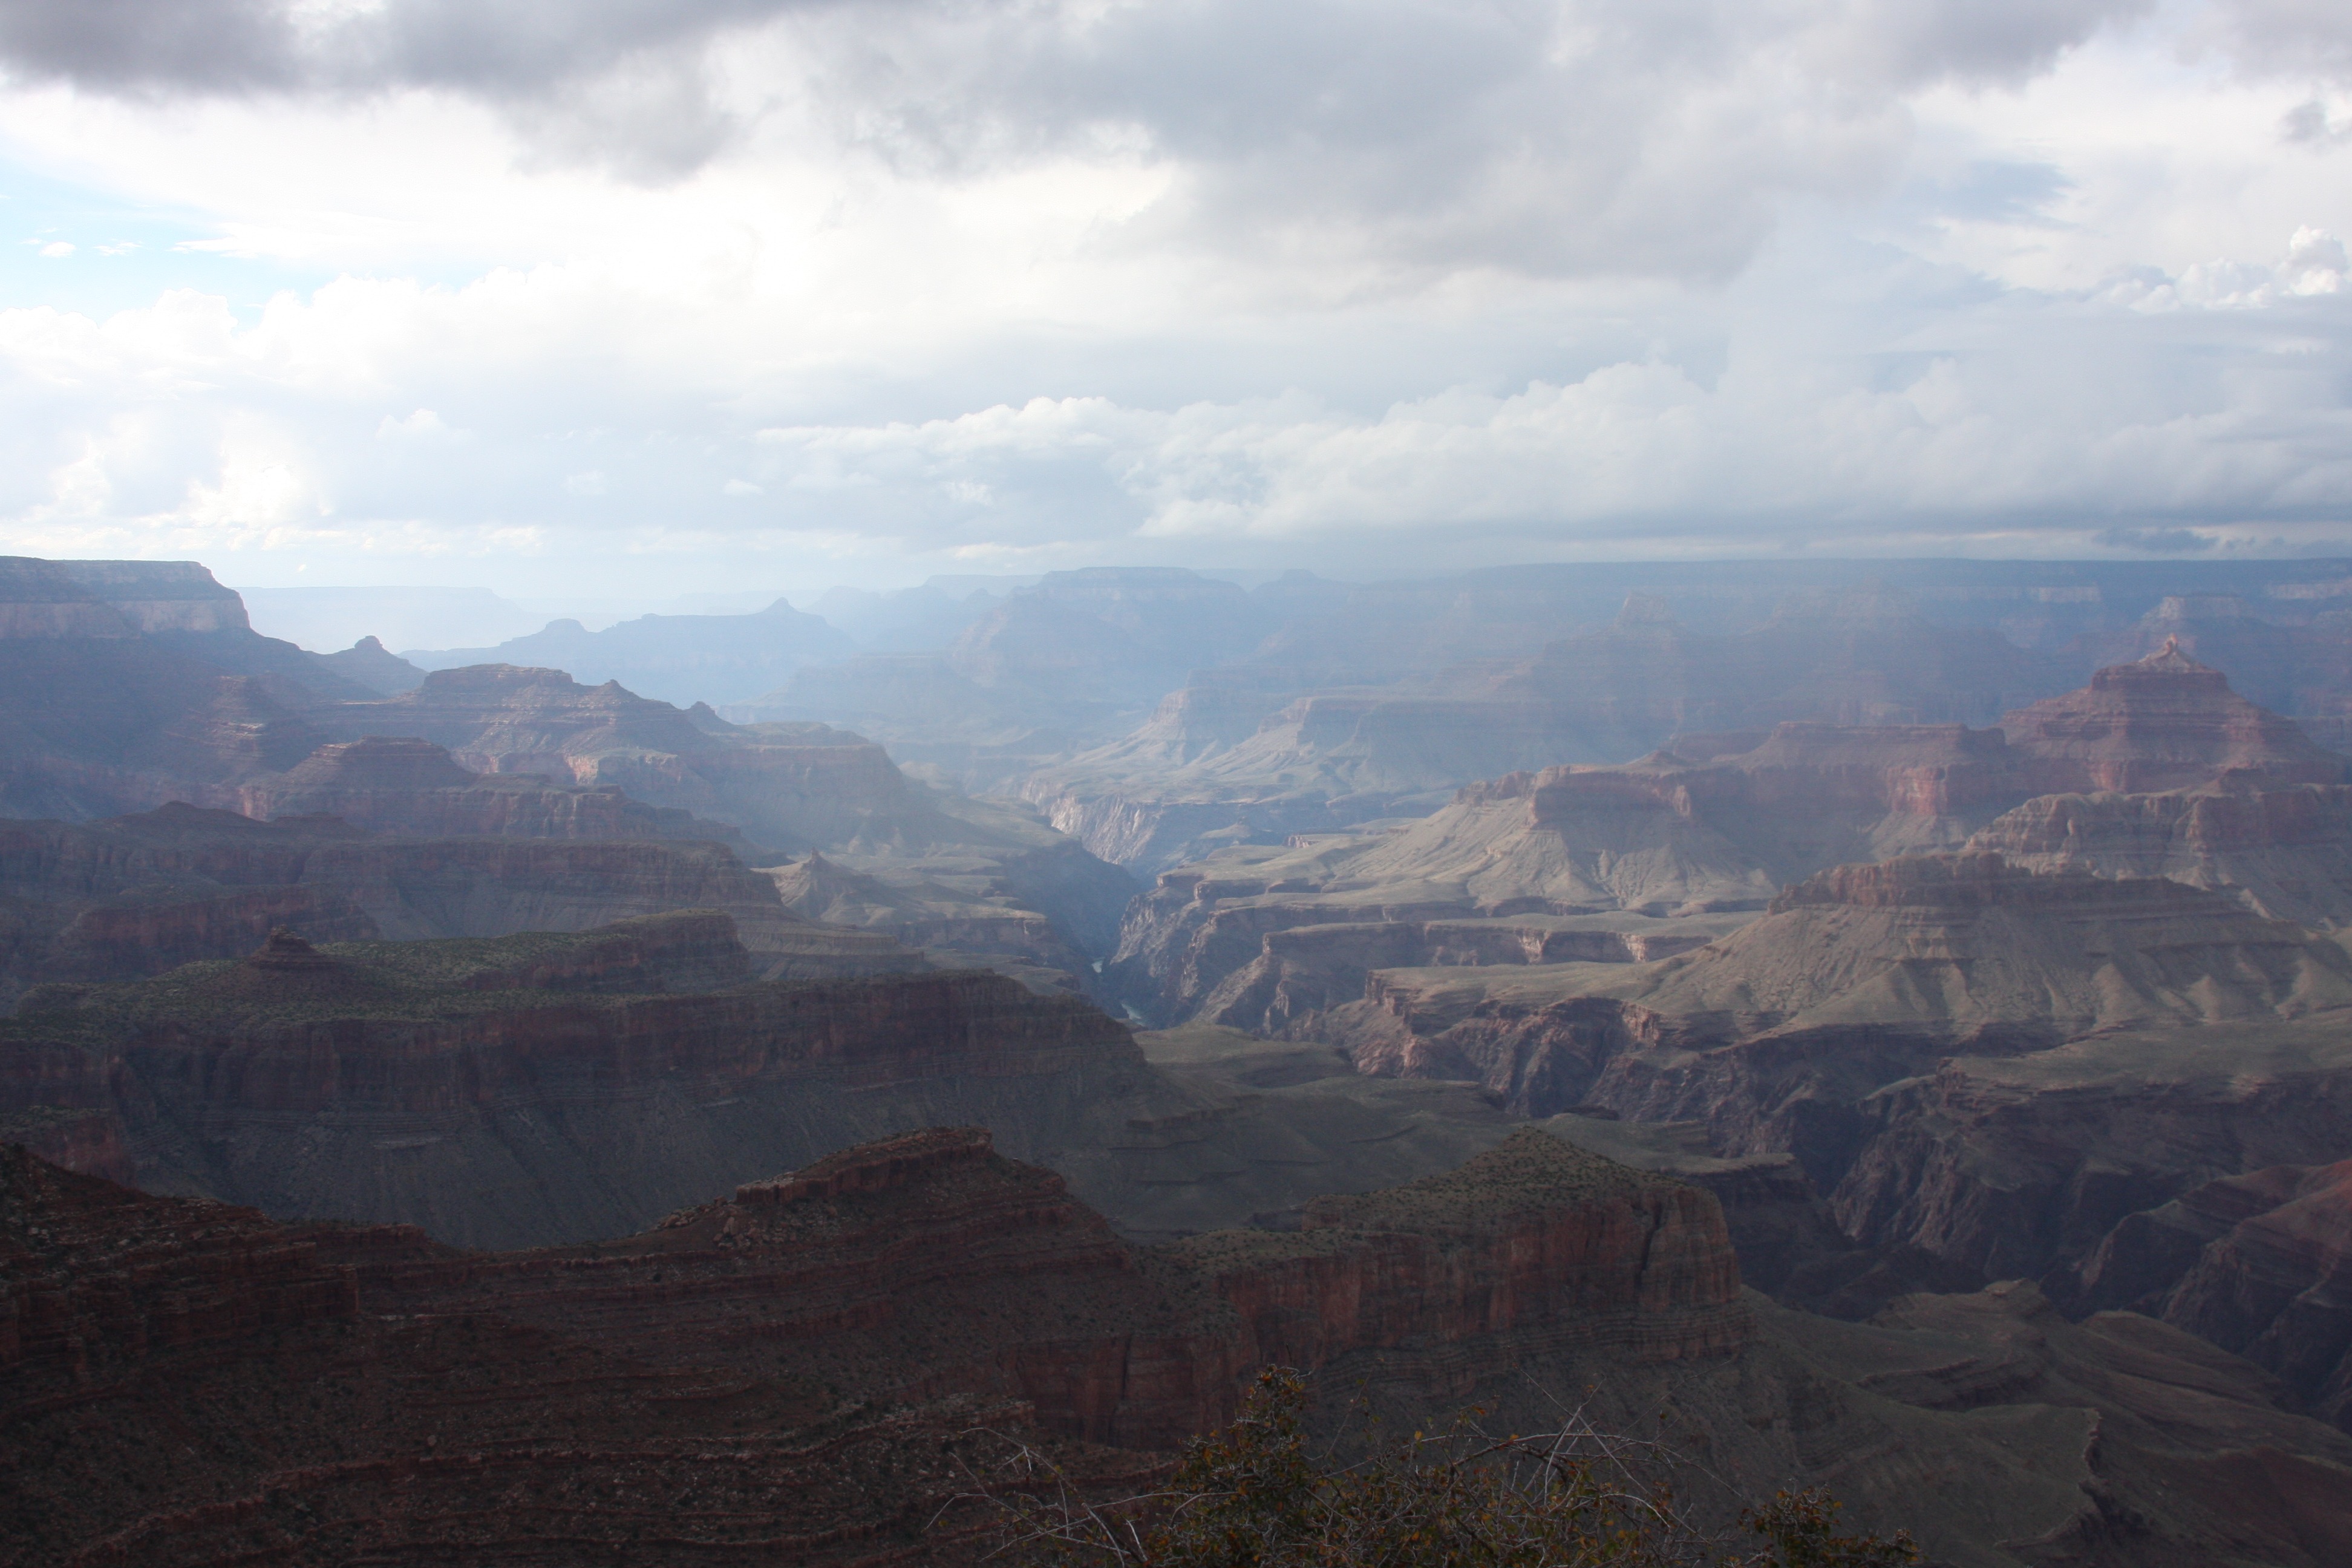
[978,1368,1918,1568]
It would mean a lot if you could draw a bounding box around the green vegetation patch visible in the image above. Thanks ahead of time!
[2,925,690,1040]
[1305,1125,1673,1231]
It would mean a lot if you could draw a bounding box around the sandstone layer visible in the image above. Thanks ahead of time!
[0,1125,1760,1565]
[1999,639,2348,793]
[0,803,913,1006]
[2068,1158,2352,1430]
[0,917,1142,1248]
[1829,1016,2352,1295]
[1967,775,2352,929]
[1327,854,2352,1181]
[13,1126,2350,1567]
[1108,647,2348,1033]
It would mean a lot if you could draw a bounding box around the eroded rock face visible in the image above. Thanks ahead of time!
[1829,1017,2352,1288]
[0,805,871,1004]
[2001,641,2348,794]
[15,1125,2352,1568]
[1028,586,2073,872]
[1331,854,2352,1183]
[1168,1129,1749,1381]
[0,1123,1753,1562]
[0,1142,359,1382]
[0,920,1137,1247]
[2065,1158,2352,1430]
[1967,776,2352,929]
[306,665,921,854]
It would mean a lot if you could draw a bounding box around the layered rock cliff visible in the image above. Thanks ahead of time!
[0,919,1137,1247]
[1165,1128,1749,1380]
[2066,1157,2352,1430]
[1025,585,2073,870]
[13,1123,2348,1568]
[1329,854,2352,1182]
[2001,640,2348,794]
[0,803,903,1005]
[1829,1015,2352,1290]
[306,665,941,853]
[0,1142,359,1389]
[0,1123,1756,1563]
[1967,775,2352,929]
[1107,651,2352,1034]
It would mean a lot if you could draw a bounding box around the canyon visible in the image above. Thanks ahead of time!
[0,915,1147,1249]
[21,554,2352,1563]
[0,802,921,1007]
[0,560,1138,984]
[1106,645,2351,1037]
[10,1125,2352,1567]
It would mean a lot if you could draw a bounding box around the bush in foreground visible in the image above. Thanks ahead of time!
[980,1368,1919,1568]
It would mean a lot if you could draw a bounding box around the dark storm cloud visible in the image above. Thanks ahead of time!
[2216,0,2352,80]
[0,0,838,175]
[774,0,2152,281]
[0,1,2146,187]
[0,0,809,94]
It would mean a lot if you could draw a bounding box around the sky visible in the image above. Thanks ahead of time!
[0,0,2347,606]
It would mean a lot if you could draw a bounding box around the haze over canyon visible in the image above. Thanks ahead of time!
[0,551,2348,1564]
[7,0,2352,1560]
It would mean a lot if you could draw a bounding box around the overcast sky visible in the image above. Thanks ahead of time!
[0,0,2347,603]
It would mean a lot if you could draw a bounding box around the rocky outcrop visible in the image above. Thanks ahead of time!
[0,1122,1762,1564]
[1967,776,2352,929]
[1109,652,2352,1031]
[312,635,426,694]
[226,733,769,850]
[1829,1015,2352,1287]
[0,921,1148,1248]
[0,804,895,1004]
[1168,1128,1748,1379]
[1331,855,2352,1187]
[305,665,929,853]
[0,1142,358,1387]
[13,1120,2352,1568]
[771,851,1100,994]
[1030,586,2070,863]
[2065,1158,2352,1430]
[2001,640,2348,794]
[293,668,1141,966]
[1102,719,2056,1028]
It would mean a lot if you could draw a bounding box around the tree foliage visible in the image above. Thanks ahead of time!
[976,1368,1918,1568]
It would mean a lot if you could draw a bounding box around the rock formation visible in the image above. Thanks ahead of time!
[1326,854,2352,1178]
[0,1125,1760,1563]
[2066,1158,2352,1430]
[10,1126,2351,1567]
[410,596,855,707]
[1829,1014,2352,1289]
[1025,584,2073,871]
[2001,639,2348,793]
[312,635,426,694]
[0,916,1137,1247]
[1108,649,2352,1037]
[1967,775,2352,929]
[0,803,910,1005]
[0,553,1138,988]
[770,849,1104,995]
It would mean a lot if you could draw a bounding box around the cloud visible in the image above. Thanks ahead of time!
[0,3,2346,599]
[0,0,826,177]
[2094,526,2216,552]
[0,0,2149,220]
[2215,0,2352,81]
